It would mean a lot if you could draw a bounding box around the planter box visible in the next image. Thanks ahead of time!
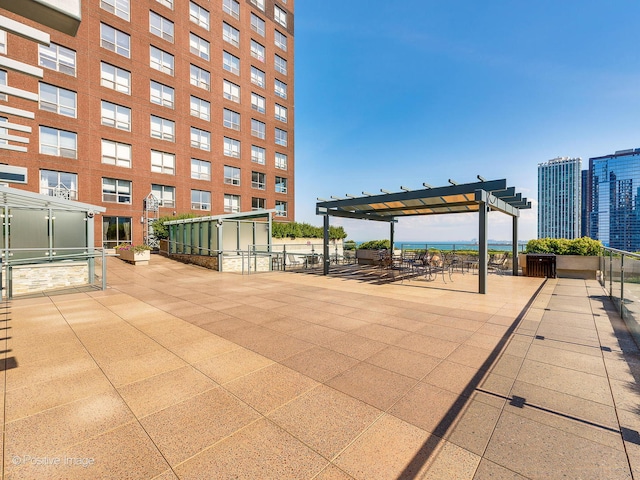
[519,254,599,279]
[118,249,150,265]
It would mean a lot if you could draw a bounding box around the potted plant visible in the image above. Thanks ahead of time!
[115,243,152,265]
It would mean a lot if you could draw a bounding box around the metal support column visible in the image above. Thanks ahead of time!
[87,213,96,287]
[323,215,330,275]
[512,215,519,276]
[479,202,488,294]
[390,220,395,252]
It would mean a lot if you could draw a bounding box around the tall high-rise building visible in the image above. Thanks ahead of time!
[589,149,640,251]
[581,169,590,237]
[537,156,582,239]
[0,0,294,247]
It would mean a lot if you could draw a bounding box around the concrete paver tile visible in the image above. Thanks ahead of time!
[194,347,274,384]
[280,346,358,383]
[473,458,529,479]
[364,345,441,380]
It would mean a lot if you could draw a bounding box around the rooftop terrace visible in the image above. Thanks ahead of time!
[2,256,639,479]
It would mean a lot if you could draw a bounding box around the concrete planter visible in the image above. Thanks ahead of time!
[118,249,151,265]
[519,254,599,279]
[356,249,379,265]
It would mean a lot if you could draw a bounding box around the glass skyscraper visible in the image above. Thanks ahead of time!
[538,157,582,239]
[589,149,640,251]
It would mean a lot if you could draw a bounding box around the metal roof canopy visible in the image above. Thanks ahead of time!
[0,184,106,213]
[315,179,531,294]
[163,209,275,225]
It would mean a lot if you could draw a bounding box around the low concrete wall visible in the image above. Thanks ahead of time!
[168,253,218,270]
[11,262,89,296]
[519,254,600,279]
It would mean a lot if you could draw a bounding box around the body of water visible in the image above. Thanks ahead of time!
[358,241,526,252]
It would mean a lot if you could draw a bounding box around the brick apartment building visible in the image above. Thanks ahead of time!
[0,0,294,247]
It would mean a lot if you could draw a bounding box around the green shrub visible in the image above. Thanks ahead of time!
[525,237,602,256]
[344,240,357,250]
[151,213,198,239]
[358,239,390,250]
[272,222,347,240]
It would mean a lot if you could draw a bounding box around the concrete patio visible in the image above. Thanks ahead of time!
[1,255,639,479]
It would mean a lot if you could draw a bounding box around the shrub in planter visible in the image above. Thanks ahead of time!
[525,237,602,256]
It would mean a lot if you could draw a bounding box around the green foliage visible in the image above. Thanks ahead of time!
[151,214,198,239]
[115,243,151,253]
[357,239,391,250]
[525,237,602,256]
[344,240,357,250]
[271,222,347,240]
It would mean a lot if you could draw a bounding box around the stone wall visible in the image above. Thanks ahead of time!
[168,253,218,270]
[11,262,90,296]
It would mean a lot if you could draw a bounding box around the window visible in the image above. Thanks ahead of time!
[223,0,240,19]
[251,119,265,139]
[101,62,131,94]
[101,101,131,131]
[151,150,175,174]
[252,145,265,164]
[191,190,211,210]
[223,80,240,102]
[150,11,174,42]
[191,159,211,180]
[275,200,287,217]
[251,93,265,113]
[250,40,265,62]
[275,104,287,123]
[0,30,5,55]
[224,194,240,213]
[275,176,288,193]
[222,23,240,47]
[150,46,174,75]
[251,66,265,88]
[150,115,175,141]
[191,127,210,151]
[102,139,132,167]
[274,54,287,75]
[275,128,288,146]
[0,71,5,101]
[252,197,265,210]
[275,152,287,170]
[39,43,76,75]
[103,217,132,248]
[251,14,265,36]
[100,23,130,58]
[224,137,240,158]
[223,51,240,75]
[40,170,77,200]
[39,126,77,158]
[39,83,76,117]
[101,0,130,21]
[190,64,210,91]
[152,184,175,207]
[224,165,241,185]
[190,96,210,120]
[224,109,240,130]
[252,171,265,190]
[190,2,210,30]
[190,33,210,60]
[274,5,287,27]
[151,81,174,108]
[251,0,265,11]
[156,0,173,8]
[275,79,287,99]
[274,30,287,51]
[102,178,132,203]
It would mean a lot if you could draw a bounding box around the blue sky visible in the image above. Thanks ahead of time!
[293,0,640,242]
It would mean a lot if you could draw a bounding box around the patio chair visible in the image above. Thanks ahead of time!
[286,253,304,269]
[488,253,509,275]
[424,250,453,282]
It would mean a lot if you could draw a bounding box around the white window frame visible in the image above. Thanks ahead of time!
[156,0,173,9]
[224,109,240,130]
[39,83,77,118]
[101,101,131,131]
[150,115,175,142]
[190,64,211,91]
[39,126,77,158]
[224,165,241,186]
[150,46,174,75]
[252,145,266,164]
[251,0,265,11]
[191,127,211,151]
[275,128,287,146]
[223,80,240,102]
[251,93,266,114]
[40,170,78,200]
[274,30,287,51]
[274,5,287,27]
[252,197,266,211]
[223,51,240,75]
[274,54,287,75]
[100,23,130,58]
[102,177,132,204]
[275,104,287,123]
[275,79,287,99]
[150,11,174,43]
[190,33,210,60]
[191,190,211,210]
[251,119,265,139]
[275,152,287,170]
[251,13,265,36]
[222,22,240,47]
[251,66,265,88]
[100,0,130,21]
[150,81,174,108]
[275,200,287,217]
[275,176,288,194]
[189,1,210,30]
[101,62,131,94]
[224,137,240,158]
[102,139,132,167]
[152,184,175,207]
[250,40,265,62]
[0,30,6,55]
[252,171,266,190]
[224,194,240,213]
[191,158,211,180]
[39,43,76,76]
[223,0,240,19]
[190,96,210,120]
[151,150,176,175]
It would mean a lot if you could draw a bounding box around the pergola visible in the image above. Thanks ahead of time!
[316,178,531,294]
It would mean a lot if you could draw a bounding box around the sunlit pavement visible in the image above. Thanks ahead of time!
[1,255,638,479]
